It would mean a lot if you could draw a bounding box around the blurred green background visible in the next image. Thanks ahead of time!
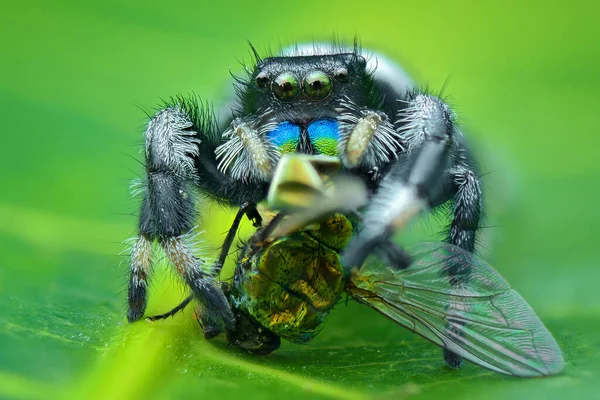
[1,1,598,399]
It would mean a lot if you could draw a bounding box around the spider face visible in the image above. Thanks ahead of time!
[237,53,376,160]
[218,50,400,181]
[252,54,356,157]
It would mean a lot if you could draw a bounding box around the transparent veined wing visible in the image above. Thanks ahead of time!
[347,242,564,377]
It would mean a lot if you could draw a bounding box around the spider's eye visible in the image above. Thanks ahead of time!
[356,56,367,69]
[303,71,332,100]
[256,72,269,88]
[334,67,349,82]
[272,73,299,101]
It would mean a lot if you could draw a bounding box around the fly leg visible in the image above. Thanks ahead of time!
[146,295,193,322]
[213,202,262,275]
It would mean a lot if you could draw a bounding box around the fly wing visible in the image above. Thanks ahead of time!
[347,242,564,377]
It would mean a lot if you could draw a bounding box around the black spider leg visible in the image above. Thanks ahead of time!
[127,234,153,322]
[400,94,483,369]
[128,105,235,334]
[145,202,261,323]
[396,96,482,370]
[429,148,482,369]
[342,93,454,271]
[127,105,200,322]
[341,92,479,369]
[376,240,413,270]
[433,162,482,263]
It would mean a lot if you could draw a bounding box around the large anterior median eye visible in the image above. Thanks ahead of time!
[303,71,332,100]
[272,73,299,100]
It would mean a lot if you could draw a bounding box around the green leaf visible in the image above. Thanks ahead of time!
[2,0,599,399]
[0,203,597,399]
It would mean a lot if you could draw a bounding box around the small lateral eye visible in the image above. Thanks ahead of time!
[272,73,299,100]
[356,56,367,69]
[303,71,332,100]
[334,67,349,82]
[255,72,269,88]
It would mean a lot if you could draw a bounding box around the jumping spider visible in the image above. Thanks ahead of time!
[126,42,563,375]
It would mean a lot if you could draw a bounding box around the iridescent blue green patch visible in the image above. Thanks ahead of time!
[266,119,339,155]
[266,122,301,154]
[307,119,339,156]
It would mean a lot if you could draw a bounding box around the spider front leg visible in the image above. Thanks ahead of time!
[128,105,234,336]
[342,93,454,268]
[399,94,483,369]
[342,92,482,369]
